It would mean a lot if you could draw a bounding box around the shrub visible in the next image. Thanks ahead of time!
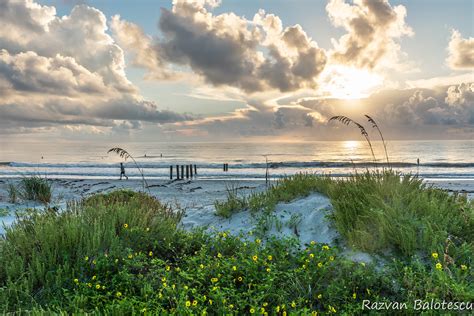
[7,183,18,204]
[18,176,52,203]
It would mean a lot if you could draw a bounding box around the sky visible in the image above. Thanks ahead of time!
[0,0,473,142]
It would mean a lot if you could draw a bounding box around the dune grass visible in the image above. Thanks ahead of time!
[214,171,474,260]
[1,190,471,314]
[15,176,52,204]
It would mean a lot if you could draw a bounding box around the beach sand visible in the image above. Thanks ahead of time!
[1,177,473,238]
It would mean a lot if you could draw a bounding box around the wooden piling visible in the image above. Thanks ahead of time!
[190,164,193,178]
[170,166,173,179]
[181,165,184,179]
[186,165,190,179]
[176,165,180,179]
[194,164,197,175]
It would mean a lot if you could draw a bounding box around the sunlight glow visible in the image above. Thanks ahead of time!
[320,65,383,100]
[343,140,359,151]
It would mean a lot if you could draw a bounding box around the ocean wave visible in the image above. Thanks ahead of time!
[5,161,474,169]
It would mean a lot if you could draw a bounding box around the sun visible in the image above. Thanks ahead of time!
[320,65,383,99]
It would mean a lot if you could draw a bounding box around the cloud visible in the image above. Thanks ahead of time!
[0,49,106,95]
[447,29,474,69]
[110,15,177,80]
[326,0,413,70]
[383,84,474,126]
[0,0,193,134]
[111,0,327,93]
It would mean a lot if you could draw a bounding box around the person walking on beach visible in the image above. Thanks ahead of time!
[119,162,128,180]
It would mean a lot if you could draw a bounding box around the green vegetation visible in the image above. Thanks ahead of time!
[7,182,18,204]
[0,189,472,314]
[215,173,332,217]
[215,171,473,259]
[4,176,53,204]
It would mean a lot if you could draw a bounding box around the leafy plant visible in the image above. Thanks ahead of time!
[7,183,18,203]
[18,176,52,204]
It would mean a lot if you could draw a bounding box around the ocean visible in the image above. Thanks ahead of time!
[0,140,473,181]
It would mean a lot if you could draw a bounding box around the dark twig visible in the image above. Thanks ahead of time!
[365,115,390,168]
[329,116,377,163]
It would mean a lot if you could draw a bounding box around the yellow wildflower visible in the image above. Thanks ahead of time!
[309,253,314,258]
[217,253,222,258]
[185,301,191,307]
[123,223,128,229]
[146,227,150,232]
[252,255,258,261]
[317,294,322,299]
[232,265,237,271]
[311,312,318,316]
[263,302,268,307]
[291,301,296,308]
[229,304,234,309]
[237,276,243,282]
[256,238,261,244]
[353,293,357,299]
[149,251,153,257]
[282,311,287,316]
[266,268,271,272]
[95,284,101,289]
[73,278,79,283]
[436,263,443,270]
[87,283,92,288]
[260,307,265,313]
[84,256,89,261]
[222,232,227,238]
[322,245,329,250]
[268,255,273,261]
[102,285,105,290]
[128,254,133,259]
[166,266,171,271]
[92,260,96,265]
[276,306,280,312]
[317,262,323,268]
[461,264,467,270]
[310,240,316,245]
[92,275,97,280]
[432,252,439,259]
[209,299,213,305]
[193,300,198,306]
[211,277,218,283]
[250,308,255,314]
[161,277,166,282]
[184,285,189,290]
[329,305,336,313]
[200,264,205,269]
[329,256,334,261]
[116,291,122,297]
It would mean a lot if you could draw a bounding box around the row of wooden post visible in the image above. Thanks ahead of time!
[170,164,198,180]
[223,163,229,172]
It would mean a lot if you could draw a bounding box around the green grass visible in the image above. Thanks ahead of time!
[18,176,52,204]
[214,171,474,259]
[215,173,332,217]
[7,183,18,204]
[0,188,472,314]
